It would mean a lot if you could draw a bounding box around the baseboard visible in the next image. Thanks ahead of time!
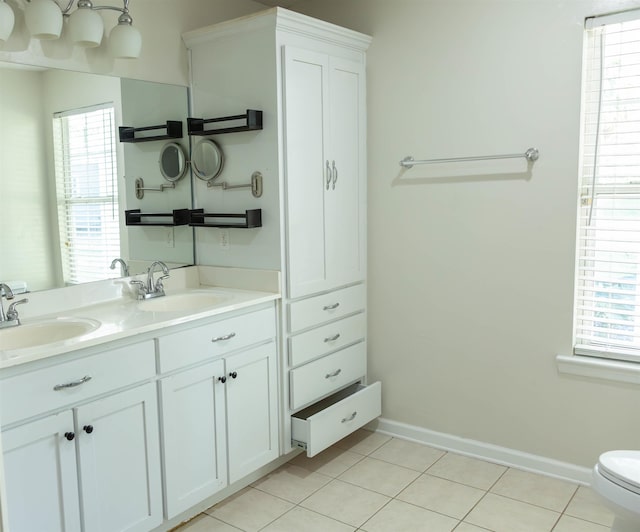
[370,418,592,486]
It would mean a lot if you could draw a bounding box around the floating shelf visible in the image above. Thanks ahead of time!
[119,121,183,143]
[125,209,190,227]
[189,208,262,229]
[188,110,263,136]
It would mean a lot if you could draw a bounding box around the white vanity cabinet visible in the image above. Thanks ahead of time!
[158,305,278,519]
[1,341,162,532]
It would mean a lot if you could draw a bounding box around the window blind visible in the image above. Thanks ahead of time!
[52,103,120,285]
[575,13,640,361]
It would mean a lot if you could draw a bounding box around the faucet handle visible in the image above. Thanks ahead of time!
[6,298,28,321]
[154,274,170,292]
[129,280,147,300]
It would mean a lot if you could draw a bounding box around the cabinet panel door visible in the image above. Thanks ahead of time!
[283,46,330,298]
[76,383,162,532]
[326,57,366,289]
[160,359,227,518]
[2,411,81,532]
[225,343,278,483]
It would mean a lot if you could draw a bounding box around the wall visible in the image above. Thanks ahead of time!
[292,0,640,468]
[0,0,266,85]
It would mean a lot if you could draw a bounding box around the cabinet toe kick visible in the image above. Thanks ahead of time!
[291,381,381,457]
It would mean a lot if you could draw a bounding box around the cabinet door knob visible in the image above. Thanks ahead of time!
[83,425,94,434]
[218,376,227,383]
[64,432,75,441]
[229,371,238,379]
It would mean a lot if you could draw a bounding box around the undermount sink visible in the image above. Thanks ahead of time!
[0,317,100,351]
[137,291,230,313]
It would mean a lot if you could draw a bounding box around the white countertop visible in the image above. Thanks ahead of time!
[0,266,281,369]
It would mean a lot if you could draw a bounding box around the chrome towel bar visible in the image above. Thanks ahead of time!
[400,147,539,168]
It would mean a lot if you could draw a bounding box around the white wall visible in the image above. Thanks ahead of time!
[291,0,640,467]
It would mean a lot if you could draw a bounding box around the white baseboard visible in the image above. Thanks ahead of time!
[370,418,592,486]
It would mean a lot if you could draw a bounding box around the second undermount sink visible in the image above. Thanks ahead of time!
[137,291,230,313]
[0,317,101,351]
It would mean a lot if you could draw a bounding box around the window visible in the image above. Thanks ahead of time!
[52,103,120,285]
[575,10,640,362]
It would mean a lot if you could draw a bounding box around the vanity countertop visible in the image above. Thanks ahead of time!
[0,266,281,369]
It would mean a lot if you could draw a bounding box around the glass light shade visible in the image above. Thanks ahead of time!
[25,0,63,40]
[68,7,104,47]
[109,23,141,59]
[0,1,15,43]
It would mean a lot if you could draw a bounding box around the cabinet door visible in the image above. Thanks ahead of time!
[225,343,278,484]
[2,411,81,532]
[76,383,162,532]
[283,46,331,298]
[326,56,366,289]
[160,359,227,518]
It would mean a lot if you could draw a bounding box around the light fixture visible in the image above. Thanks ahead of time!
[0,0,14,43]
[21,0,140,58]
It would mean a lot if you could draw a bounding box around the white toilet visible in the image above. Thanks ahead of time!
[592,450,640,532]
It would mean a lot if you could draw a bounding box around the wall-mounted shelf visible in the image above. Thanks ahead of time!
[189,209,262,228]
[125,209,190,226]
[119,121,183,143]
[187,110,263,136]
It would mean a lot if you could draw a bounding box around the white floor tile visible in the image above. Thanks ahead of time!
[465,492,560,532]
[337,456,421,497]
[334,429,391,455]
[427,453,507,490]
[369,438,446,472]
[252,464,332,504]
[289,446,365,477]
[552,514,611,532]
[176,514,243,531]
[360,499,459,532]
[564,486,615,527]
[260,506,355,532]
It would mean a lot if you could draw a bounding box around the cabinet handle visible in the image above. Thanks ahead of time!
[325,369,342,379]
[64,432,75,441]
[332,160,338,190]
[323,303,340,311]
[83,425,94,434]
[229,371,238,379]
[211,332,236,342]
[341,411,357,423]
[324,333,341,343]
[326,160,331,190]
[218,376,227,383]
[53,375,92,391]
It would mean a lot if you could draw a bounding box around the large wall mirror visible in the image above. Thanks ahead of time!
[0,61,194,293]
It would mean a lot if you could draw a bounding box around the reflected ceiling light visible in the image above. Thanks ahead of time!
[20,0,140,58]
[0,0,14,43]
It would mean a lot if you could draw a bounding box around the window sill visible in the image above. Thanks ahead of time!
[556,354,640,385]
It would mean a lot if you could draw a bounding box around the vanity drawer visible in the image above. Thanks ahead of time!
[288,283,365,333]
[0,340,155,426]
[289,313,365,368]
[289,342,366,410]
[158,306,276,373]
[292,381,381,457]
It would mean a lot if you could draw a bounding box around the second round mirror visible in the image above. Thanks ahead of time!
[159,142,188,182]
[192,138,224,181]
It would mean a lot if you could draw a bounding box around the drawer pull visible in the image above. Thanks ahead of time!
[211,332,236,342]
[323,303,340,311]
[64,432,75,441]
[325,369,342,379]
[324,333,341,343]
[53,375,92,391]
[341,411,358,423]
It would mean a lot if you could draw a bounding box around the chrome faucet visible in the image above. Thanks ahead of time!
[130,261,170,300]
[110,258,130,277]
[0,284,27,329]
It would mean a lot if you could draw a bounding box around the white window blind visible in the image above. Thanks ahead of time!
[52,103,120,285]
[575,12,640,362]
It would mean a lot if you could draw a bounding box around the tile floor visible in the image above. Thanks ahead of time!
[177,429,614,532]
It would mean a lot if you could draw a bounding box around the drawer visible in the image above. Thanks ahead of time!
[288,284,365,333]
[0,340,155,426]
[289,342,366,410]
[158,306,276,373]
[292,381,381,457]
[289,313,365,368]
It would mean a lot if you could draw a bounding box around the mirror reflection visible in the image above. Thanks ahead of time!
[0,62,194,293]
[159,142,187,182]
[192,138,224,181]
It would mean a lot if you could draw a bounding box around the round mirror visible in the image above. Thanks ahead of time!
[192,138,224,181]
[159,142,188,182]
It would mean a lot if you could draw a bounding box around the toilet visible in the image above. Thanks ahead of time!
[592,450,640,532]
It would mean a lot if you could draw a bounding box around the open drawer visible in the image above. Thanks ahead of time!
[291,381,381,457]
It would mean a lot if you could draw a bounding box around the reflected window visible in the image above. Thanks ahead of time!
[52,103,120,284]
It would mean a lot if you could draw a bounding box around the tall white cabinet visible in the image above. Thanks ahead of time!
[184,8,380,457]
